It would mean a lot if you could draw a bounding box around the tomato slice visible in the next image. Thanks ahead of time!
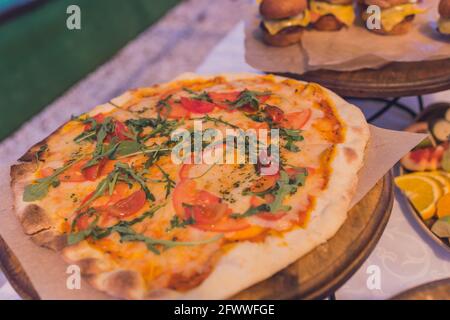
[209,92,240,103]
[193,216,250,232]
[264,105,284,124]
[159,101,191,119]
[172,179,198,216]
[83,113,130,141]
[184,190,224,223]
[106,190,146,218]
[193,190,221,206]
[113,121,130,141]
[257,211,287,221]
[60,160,90,182]
[239,94,270,112]
[282,109,311,130]
[82,157,109,181]
[186,202,228,225]
[180,97,215,113]
[59,158,112,182]
[179,163,194,180]
[209,91,240,111]
[84,113,105,131]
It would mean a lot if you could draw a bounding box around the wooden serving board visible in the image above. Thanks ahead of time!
[234,172,394,300]
[0,173,393,300]
[391,278,450,300]
[279,58,450,98]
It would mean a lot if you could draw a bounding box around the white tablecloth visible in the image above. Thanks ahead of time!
[1,21,449,300]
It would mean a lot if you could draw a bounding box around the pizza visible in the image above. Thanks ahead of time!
[10,73,369,299]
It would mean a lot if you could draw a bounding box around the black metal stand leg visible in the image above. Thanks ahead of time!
[329,292,336,300]
[367,98,401,123]
[356,97,418,123]
[418,95,424,112]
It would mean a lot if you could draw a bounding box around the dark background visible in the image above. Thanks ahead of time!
[0,0,181,141]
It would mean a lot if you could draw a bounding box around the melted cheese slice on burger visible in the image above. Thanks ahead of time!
[310,0,355,27]
[380,4,425,31]
[438,17,450,34]
[263,11,311,35]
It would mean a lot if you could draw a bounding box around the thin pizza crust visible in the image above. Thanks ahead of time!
[11,73,369,299]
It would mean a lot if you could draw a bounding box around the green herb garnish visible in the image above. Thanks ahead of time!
[227,90,270,110]
[183,88,212,102]
[166,215,196,232]
[35,144,48,162]
[23,158,81,202]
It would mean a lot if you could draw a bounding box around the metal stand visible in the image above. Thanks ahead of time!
[348,95,424,124]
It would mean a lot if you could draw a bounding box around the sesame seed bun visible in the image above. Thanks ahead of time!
[260,0,308,20]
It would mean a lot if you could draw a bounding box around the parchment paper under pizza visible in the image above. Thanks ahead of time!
[10,73,369,299]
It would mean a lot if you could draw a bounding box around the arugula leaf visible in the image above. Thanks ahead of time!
[155,164,176,199]
[166,215,196,232]
[156,94,173,117]
[68,204,164,245]
[118,226,223,255]
[227,90,270,110]
[231,169,307,219]
[77,177,110,211]
[67,213,99,245]
[183,88,212,102]
[73,116,99,143]
[35,144,48,162]
[141,119,179,142]
[191,114,239,129]
[82,140,120,169]
[280,128,304,152]
[243,108,304,152]
[230,204,269,219]
[67,207,221,254]
[266,171,294,213]
[23,159,80,202]
[114,162,155,201]
[113,140,144,158]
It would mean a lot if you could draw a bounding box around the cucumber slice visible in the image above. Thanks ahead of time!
[432,119,450,143]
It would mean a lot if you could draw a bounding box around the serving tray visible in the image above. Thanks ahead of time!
[278,58,450,98]
[391,278,450,300]
[397,102,450,254]
[0,173,393,300]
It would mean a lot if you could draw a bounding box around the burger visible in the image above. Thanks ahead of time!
[310,0,356,31]
[438,0,450,35]
[259,0,310,46]
[360,0,425,35]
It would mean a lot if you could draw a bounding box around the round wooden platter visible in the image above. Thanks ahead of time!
[391,278,450,300]
[0,173,393,300]
[234,172,394,300]
[278,58,450,98]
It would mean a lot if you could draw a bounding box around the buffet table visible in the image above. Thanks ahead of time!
[0,15,449,299]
